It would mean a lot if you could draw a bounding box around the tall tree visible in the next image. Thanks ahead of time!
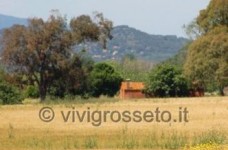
[94,12,113,49]
[184,0,228,39]
[184,0,228,95]
[196,0,228,33]
[1,12,113,101]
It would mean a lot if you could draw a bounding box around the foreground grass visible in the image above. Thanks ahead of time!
[23,96,120,105]
[0,97,228,149]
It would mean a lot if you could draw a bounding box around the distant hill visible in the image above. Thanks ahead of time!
[0,29,3,35]
[76,25,189,62]
[0,14,189,63]
[160,41,191,69]
[0,14,27,29]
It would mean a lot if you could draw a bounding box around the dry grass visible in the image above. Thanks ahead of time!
[0,96,227,149]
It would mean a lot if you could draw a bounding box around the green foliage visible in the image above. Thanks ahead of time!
[0,67,5,81]
[0,82,23,105]
[183,20,202,40]
[184,26,228,95]
[145,64,188,97]
[1,12,112,101]
[24,85,39,98]
[161,42,191,70]
[89,63,123,97]
[184,0,228,95]
[196,0,228,33]
[48,54,88,98]
[107,56,153,82]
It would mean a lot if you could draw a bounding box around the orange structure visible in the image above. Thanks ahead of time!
[119,81,145,99]
[224,87,228,96]
[189,82,205,97]
[189,88,204,97]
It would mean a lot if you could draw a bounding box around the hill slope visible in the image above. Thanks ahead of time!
[0,14,27,29]
[77,25,188,62]
[0,14,188,62]
[160,42,191,68]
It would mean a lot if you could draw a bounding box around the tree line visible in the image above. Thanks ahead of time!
[0,0,227,104]
[184,0,228,95]
[0,11,123,103]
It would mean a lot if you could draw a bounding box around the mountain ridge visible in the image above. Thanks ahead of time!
[0,14,28,29]
[0,14,189,62]
[76,25,188,62]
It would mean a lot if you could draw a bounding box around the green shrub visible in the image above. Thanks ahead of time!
[89,63,123,97]
[0,82,23,105]
[24,85,39,98]
[145,64,189,97]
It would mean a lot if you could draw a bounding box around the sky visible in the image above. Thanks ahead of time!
[0,0,210,37]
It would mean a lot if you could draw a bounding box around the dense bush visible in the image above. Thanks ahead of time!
[89,63,123,97]
[0,82,23,105]
[24,85,39,98]
[47,55,88,98]
[145,64,189,97]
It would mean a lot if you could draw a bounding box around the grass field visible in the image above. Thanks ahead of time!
[0,97,228,150]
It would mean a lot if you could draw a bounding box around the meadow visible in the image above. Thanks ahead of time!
[0,96,228,150]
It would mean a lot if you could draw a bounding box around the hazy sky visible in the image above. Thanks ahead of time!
[0,0,210,37]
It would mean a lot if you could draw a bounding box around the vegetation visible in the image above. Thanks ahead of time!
[196,0,228,34]
[107,54,154,82]
[0,68,23,104]
[88,63,123,97]
[145,64,188,97]
[161,42,191,70]
[47,55,88,98]
[0,0,227,101]
[24,85,39,98]
[0,11,113,101]
[184,0,228,95]
[73,25,188,62]
[0,97,227,149]
[0,1,227,150]
[0,82,23,105]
